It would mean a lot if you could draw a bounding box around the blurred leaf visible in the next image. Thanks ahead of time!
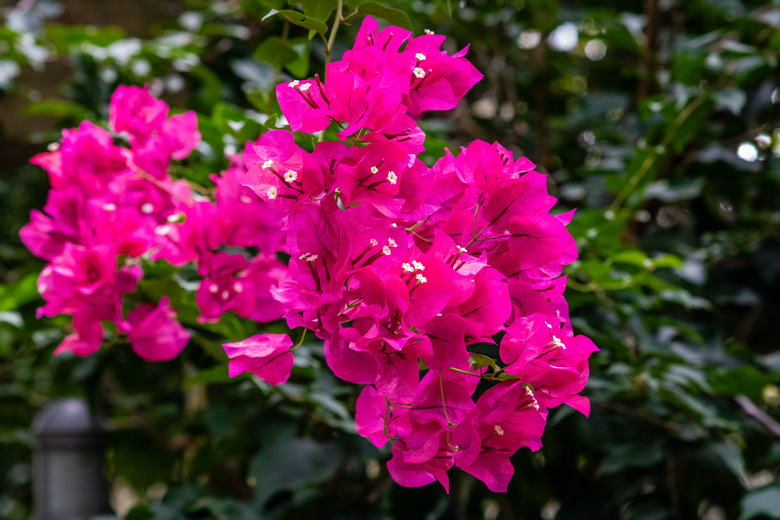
[250,428,343,505]
[710,366,775,401]
[253,36,298,68]
[598,440,665,475]
[739,486,780,520]
[709,440,747,484]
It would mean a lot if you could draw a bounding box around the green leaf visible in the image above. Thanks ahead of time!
[265,9,329,37]
[598,440,665,475]
[253,36,298,68]
[668,97,715,153]
[469,353,497,371]
[710,366,775,401]
[297,0,338,22]
[709,440,747,484]
[739,486,780,520]
[356,2,413,31]
[183,365,231,389]
[250,428,343,505]
[284,37,312,78]
[23,99,93,121]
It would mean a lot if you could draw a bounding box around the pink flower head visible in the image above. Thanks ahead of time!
[401,34,483,115]
[223,333,294,385]
[243,130,325,209]
[110,85,169,143]
[127,297,190,362]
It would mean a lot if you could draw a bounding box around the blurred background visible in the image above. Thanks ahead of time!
[1,0,779,518]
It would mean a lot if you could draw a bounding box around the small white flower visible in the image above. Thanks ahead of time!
[413,67,426,79]
[47,142,60,152]
[307,254,319,262]
[299,252,311,260]
[552,335,566,349]
[262,159,273,169]
[266,186,278,200]
[494,425,505,436]
[298,82,311,91]
[240,195,253,204]
[155,225,171,236]
[391,223,398,228]
[141,203,154,214]
[415,52,427,61]
[370,166,379,174]
[209,284,219,294]
[412,260,425,271]
[416,273,427,284]
[388,238,397,248]
[402,262,414,273]
[284,169,298,183]
[424,29,434,35]
[382,246,392,255]
[233,282,243,293]
[222,290,230,300]
[387,171,397,185]
[102,203,117,211]
[167,213,181,223]
[370,238,379,247]
[288,80,300,88]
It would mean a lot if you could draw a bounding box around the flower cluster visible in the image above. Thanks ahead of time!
[22,85,286,360]
[224,16,598,492]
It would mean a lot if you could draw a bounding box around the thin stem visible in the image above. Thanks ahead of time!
[325,0,344,65]
[292,328,307,349]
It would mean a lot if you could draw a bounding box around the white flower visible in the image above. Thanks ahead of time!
[458,246,467,253]
[298,82,311,91]
[233,282,243,293]
[412,260,425,271]
[388,238,397,248]
[382,246,392,255]
[494,425,505,436]
[370,166,379,174]
[370,238,379,247]
[209,284,219,294]
[262,159,273,169]
[284,169,298,183]
[288,80,300,88]
[415,52,427,61]
[413,67,426,79]
[141,203,154,214]
[222,290,230,300]
[240,195,253,204]
[416,273,427,284]
[387,171,397,185]
[102,203,117,211]
[402,262,414,272]
[266,186,278,200]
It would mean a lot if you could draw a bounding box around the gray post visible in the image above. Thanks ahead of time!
[33,398,114,520]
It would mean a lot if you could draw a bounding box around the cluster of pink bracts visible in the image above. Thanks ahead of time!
[21,84,287,359]
[22,16,597,493]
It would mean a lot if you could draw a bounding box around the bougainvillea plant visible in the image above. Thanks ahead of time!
[21,16,597,493]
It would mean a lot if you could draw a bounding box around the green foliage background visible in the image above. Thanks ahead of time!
[1,0,779,518]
